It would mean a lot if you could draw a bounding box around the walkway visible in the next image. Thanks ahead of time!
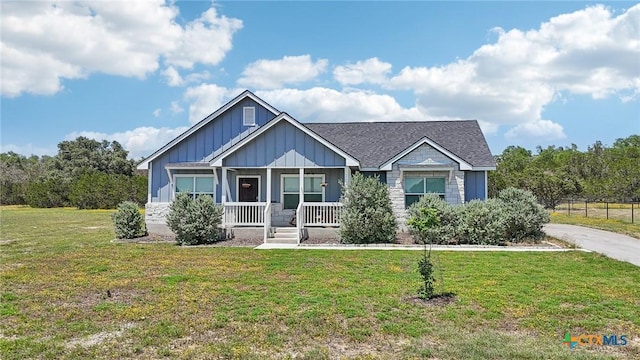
[544,223,640,266]
[255,241,583,252]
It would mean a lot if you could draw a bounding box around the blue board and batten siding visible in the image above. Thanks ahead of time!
[464,171,487,202]
[223,121,346,168]
[150,99,276,202]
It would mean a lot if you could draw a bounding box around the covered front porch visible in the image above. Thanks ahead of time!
[219,166,350,244]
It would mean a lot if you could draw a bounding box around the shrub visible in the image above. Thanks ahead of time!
[166,193,223,245]
[25,176,70,208]
[456,199,506,245]
[112,201,146,239]
[497,187,549,242]
[407,194,458,244]
[339,172,397,244]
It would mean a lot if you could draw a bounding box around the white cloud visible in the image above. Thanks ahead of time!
[170,101,184,114]
[238,55,328,89]
[162,66,210,87]
[333,57,392,86]
[183,84,230,123]
[1,1,241,97]
[256,87,422,122]
[162,66,184,87]
[65,126,189,160]
[386,4,640,140]
[505,119,566,140]
[164,7,242,69]
[153,109,161,117]
[0,143,57,157]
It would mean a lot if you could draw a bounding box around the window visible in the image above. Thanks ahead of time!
[404,177,445,208]
[243,106,256,126]
[175,176,215,199]
[281,174,324,209]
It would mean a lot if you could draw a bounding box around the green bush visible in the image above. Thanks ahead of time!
[497,187,549,242]
[407,194,458,244]
[339,172,397,244]
[112,201,146,239]
[457,199,507,245]
[25,176,70,208]
[166,193,224,245]
[69,172,148,209]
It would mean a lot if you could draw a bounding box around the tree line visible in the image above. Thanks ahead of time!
[488,135,640,208]
[1,137,146,209]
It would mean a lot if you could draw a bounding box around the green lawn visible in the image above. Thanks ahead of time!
[550,212,640,239]
[1,207,639,359]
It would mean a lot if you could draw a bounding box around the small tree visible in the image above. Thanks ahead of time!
[166,193,223,245]
[339,172,397,244]
[112,201,146,239]
[408,207,440,299]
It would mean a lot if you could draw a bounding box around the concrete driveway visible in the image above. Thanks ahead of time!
[544,223,640,266]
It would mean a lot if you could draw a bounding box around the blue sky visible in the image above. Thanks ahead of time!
[1,1,638,159]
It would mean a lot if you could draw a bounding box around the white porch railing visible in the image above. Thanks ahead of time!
[223,202,266,226]
[301,202,343,227]
[263,202,272,243]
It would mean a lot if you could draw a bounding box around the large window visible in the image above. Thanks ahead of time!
[404,177,445,208]
[175,176,215,199]
[281,174,324,209]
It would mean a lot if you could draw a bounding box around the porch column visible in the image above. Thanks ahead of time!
[266,168,272,203]
[221,167,227,204]
[344,166,351,186]
[299,168,304,204]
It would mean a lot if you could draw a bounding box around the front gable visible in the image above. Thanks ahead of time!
[223,121,347,167]
[211,114,359,168]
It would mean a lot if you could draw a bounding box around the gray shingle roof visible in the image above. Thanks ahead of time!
[305,121,495,169]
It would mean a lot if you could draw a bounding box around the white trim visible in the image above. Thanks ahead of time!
[136,90,279,170]
[380,137,472,171]
[210,113,360,167]
[172,174,216,201]
[165,165,213,170]
[266,168,272,203]
[147,162,152,203]
[243,106,256,126]
[236,175,261,202]
[398,165,455,182]
[281,173,326,209]
[484,171,488,200]
[473,166,497,171]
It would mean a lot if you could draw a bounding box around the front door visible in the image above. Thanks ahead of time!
[238,177,259,202]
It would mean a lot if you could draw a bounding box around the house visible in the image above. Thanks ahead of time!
[137,90,496,243]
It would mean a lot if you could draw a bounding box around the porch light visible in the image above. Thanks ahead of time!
[321,182,328,187]
[241,183,252,189]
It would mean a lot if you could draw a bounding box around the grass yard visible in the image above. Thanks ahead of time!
[1,207,639,359]
[550,212,640,239]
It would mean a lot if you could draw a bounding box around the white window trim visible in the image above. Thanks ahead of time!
[173,174,216,201]
[243,106,256,126]
[235,175,261,202]
[281,174,325,208]
[404,176,446,206]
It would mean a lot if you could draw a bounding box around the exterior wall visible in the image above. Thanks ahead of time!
[386,143,465,228]
[150,98,277,202]
[270,168,343,203]
[223,121,346,167]
[464,171,487,201]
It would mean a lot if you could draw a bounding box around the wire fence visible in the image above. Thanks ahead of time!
[554,199,638,224]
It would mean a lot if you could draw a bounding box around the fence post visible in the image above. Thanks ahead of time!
[585,201,588,217]
[632,203,635,224]
[606,202,609,219]
[568,199,571,216]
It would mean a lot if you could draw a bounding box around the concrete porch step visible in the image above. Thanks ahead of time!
[266,227,299,244]
[265,237,298,244]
